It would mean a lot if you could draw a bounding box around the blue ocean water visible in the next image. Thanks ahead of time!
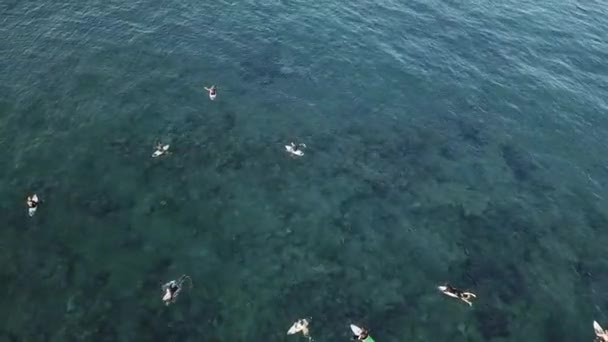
[2,0,608,341]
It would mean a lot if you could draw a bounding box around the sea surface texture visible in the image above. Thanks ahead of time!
[2,0,608,341]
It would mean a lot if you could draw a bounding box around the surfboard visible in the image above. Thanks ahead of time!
[594,321,605,336]
[438,286,459,298]
[287,322,300,335]
[285,145,304,156]
[350,324,363,336]
[287,319,308,335]
[162,289,172,301]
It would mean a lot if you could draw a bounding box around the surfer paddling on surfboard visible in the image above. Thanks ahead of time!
[287,318,311,339]
[594,321,608,341]
[161,274,192,306]
[152,141,170,158]
[350,324,375,342]
[438,284,477,306]
[26,194,39,217]
[204,85,217,100]
[285,142,306,157]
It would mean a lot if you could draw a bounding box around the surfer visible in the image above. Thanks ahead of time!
[594,321,608,341]
[285,142,306,157]
[350,324,375,342]
[287,318,310,337]
[438,283,477,306]
[26,194,39,217]
[161,274,192,306]
[152,141,170,158]
[204,85,217,100]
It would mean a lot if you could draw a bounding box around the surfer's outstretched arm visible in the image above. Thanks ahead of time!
[178,274,193,288]
[459,292,476,306]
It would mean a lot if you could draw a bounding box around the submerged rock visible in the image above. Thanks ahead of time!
[500,143,539,182]
[474,305,511,340]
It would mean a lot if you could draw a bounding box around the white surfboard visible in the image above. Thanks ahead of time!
[594,321,605,336]
[162,288,172,302]
[350,324,363,336]
[285,145,304,157]
[287,319,309,335]
[438,285,459,298]
[209,93,217,100]
[287,322,300,335]
[152,145,170,158]
[27,194,38,217]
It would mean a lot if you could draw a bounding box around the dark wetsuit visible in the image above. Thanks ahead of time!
[446,285,465,296]
[169,284,180,299]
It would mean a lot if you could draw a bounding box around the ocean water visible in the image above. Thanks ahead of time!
[1,0,608,341]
